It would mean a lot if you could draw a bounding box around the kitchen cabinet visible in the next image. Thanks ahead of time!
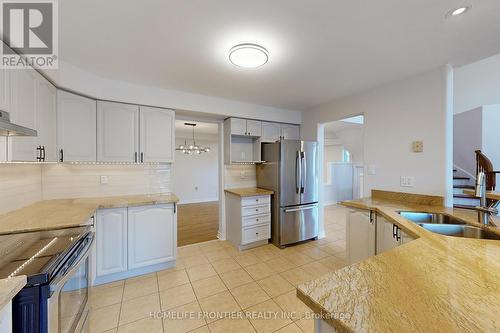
[226,192,271,250]
[229,118,262,137]
[139,106,175,163]
[7,68,38,161]
[57,90,97,162]
[376,215,401,254]
[0,66,9,161]
[261,122,281,142]
[97,101,139,162]
[281,124,300,140]
[35,76,57,161]
[261,122,301,142]
[347,209,375,264]
[96,208,128,277]
[93,204,177,284]
[127,204,176,269]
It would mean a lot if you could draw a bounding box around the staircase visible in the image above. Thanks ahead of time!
[453,169,479,209]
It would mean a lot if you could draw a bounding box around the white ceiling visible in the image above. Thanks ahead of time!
[59,0,500,111]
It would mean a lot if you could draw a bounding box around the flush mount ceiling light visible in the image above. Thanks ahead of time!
[175,123,210,155]
[447,5,471,17]
[229,43,269,68]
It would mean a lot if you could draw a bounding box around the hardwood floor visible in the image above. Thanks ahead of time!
[177,201,219,246]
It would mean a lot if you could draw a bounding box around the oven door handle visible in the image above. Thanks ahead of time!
[50,233,94,294]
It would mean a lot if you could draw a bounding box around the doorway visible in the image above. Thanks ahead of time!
[173,120,220,246]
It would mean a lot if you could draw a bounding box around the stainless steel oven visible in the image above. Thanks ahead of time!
[0,225,94,333]
[48,231,93,333]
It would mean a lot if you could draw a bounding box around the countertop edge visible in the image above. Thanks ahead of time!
[0,276,26,310]
[224,188,274,197]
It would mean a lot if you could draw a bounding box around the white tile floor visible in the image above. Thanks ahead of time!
[86,205,348,333]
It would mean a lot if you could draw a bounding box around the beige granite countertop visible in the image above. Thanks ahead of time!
[0,276,26,309]
[0,193,179,235]
[224,188,274,197]
[296,192,500,333]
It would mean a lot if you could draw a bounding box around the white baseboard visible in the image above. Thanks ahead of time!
[92,261,176,286]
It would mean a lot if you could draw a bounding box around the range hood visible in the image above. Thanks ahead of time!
[0,110,37,136]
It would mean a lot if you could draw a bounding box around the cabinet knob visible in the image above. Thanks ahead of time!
[255,209,259,212]
[256,219,259,222]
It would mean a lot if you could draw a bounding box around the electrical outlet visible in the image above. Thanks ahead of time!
[400,176,414,187]
[100,175,109,185]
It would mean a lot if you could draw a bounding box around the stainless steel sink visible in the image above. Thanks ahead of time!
[398,211,466,225]
[398,211,500,240]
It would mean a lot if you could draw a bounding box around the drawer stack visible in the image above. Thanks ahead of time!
[241,195,271,244]
[225,190,273,250]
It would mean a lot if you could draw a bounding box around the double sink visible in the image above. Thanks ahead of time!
[398,211,500,240]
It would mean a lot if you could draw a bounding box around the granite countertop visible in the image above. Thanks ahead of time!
[0,193,179,235]
[224,187,274,197]
[463,188,500,201]
[0,276,26,309]
[296,192,500,333]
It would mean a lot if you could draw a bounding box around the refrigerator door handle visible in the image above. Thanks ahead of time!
[296,151,301,194]
[284,203,318,213]
[300,151,306,194]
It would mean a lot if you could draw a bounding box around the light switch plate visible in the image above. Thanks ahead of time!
[400,176,415,187]
[100,175,109,184]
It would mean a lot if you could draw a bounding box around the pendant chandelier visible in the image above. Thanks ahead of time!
[176,123,211,155]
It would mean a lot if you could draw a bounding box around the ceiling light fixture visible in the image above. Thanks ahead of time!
[447,5,470,17]
[175,123,210,155]
[229,43,269,68]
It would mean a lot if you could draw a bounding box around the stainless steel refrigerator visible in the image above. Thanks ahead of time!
[257,140,319,248]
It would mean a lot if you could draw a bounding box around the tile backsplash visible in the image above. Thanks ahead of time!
[42,163,171,199]
[224,164,257,189]
[0,164,42,214]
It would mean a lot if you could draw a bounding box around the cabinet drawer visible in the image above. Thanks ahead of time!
[242,204,270,217]
[242,214,270,227]
[242,224,270,244]
[241,195,270,207]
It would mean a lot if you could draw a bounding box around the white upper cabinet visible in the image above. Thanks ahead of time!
[246,120,262,137]
[127,204,176,270]
[261,122,281,142]
[57,90,97,162]
[36,76,57,161]
[0,67,10,113]
[281,124,300,140]
[8,68,38,161]
[139,106,174,163]
[229,118,247,136]
[97,101,139,162]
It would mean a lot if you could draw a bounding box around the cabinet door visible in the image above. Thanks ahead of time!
[347,209,375,264]
[57,90,97,161]
[96,208,128,277]
[97,101,139,162]
[0,66,10,112]
[246,120,262,137]
[281,124,300,140]
[261,122,281,142]
[376,215,401,254]
[127,204,176,270]
[401,230,416,244]
[229,118,247,136]
[139,106,174,163]
[8,69,38,161]
[36,76,57,161]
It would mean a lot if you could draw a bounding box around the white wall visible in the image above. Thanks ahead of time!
[43,61,302,124]
[303,66,452,198]
[454,53,500,115]
[453,107,482,176]
[323,145,344,183]
[172,138,219,204]
[481,105,500,170]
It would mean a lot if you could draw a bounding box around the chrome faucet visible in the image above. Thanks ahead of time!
[474,171,498,226]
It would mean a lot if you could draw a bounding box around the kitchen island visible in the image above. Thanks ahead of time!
[297,190,500,333]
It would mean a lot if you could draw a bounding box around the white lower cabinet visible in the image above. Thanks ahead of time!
[347,209,417,264]
[128,204,176,269]
[376,215,401,254]
[226,192,272,250]
[94,204,176,284]
[0,301,12,333]
[96,208,128,276]
[347,209,375,264]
